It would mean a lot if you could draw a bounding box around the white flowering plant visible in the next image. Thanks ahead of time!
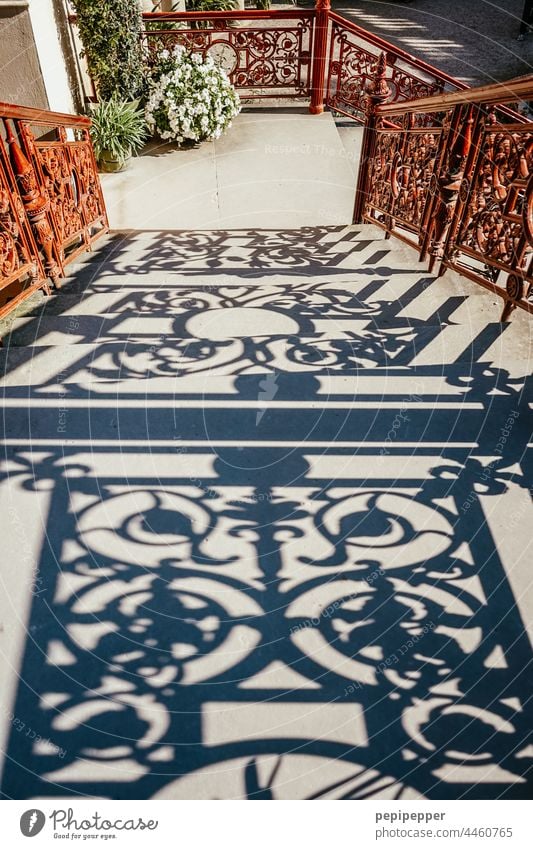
[144,46,241,145]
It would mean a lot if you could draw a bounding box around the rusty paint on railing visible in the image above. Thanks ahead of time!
[68,5,465,112]
[355,68,533,320]
[0,104,108,320]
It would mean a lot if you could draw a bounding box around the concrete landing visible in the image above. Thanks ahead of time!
[100,111,358,230]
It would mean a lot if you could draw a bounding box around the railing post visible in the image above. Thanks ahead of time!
[309,0,331,115]
[6,123,61,284]
[425,103,476,275]
[353,52,390,223]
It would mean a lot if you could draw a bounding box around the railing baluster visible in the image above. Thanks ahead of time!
[353,52,391,224]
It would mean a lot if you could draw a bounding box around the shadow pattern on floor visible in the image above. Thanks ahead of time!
[1,228,532,799]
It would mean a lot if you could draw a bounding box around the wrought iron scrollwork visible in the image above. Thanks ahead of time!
[142,18,314,97]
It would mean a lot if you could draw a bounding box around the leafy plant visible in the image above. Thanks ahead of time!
[72,0,145,100]
[145,46,241,144]
[184,0,240,30]
[254,0,271,8]
[144,1,183,33]
[186,0,238,11]
[90,98,148,165]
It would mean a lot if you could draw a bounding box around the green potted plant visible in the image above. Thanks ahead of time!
[90,98,148,172]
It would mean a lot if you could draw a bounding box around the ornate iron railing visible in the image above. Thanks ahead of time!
[68,3,465,113]
[325,11,464,122]
[141,10,316,100]
[0,104,108,319]
[140,5,465,112]
[355,71,533,320]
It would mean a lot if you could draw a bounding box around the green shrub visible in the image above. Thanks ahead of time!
[72,0,145,100]
[186,0,239,10]
[90,98,148,165]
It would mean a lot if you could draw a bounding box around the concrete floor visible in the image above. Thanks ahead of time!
[100,111,360,231]
[0,106,532,802]
[1,213,532,799]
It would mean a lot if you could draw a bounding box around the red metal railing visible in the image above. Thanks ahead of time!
[354,72,533,320]
[325,10,465,121]
[69,4,465,112]
[0,104,108,319]
[141,9,316,100]
[139,6,464,112]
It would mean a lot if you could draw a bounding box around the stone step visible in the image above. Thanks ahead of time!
[1,363,513,400]
[2,386,526,448]
[2,316,528,385]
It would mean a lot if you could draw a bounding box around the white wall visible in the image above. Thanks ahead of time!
[27,0,76,114]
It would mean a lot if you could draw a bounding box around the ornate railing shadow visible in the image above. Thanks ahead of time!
[1,228,531,800]
[1,226,485,375]
[1,371,531,799]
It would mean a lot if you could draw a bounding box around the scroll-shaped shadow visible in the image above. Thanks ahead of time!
[1,228,532,800]
[1,363,531,800]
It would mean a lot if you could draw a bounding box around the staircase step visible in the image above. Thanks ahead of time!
[0,365,487,398]
[3,389,523,447]
[2,342,530,396]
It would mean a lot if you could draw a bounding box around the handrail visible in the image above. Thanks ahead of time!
[377,74,533,116]
[0,100,91,127]
[141,10,313,21]
[327,11,466,92]
[356,66,533,321]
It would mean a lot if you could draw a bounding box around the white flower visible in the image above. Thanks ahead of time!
[145,47,241,146]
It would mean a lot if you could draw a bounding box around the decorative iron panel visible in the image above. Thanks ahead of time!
[141,19,315,98]
[449,122,533,313]
[326,20,447,123]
